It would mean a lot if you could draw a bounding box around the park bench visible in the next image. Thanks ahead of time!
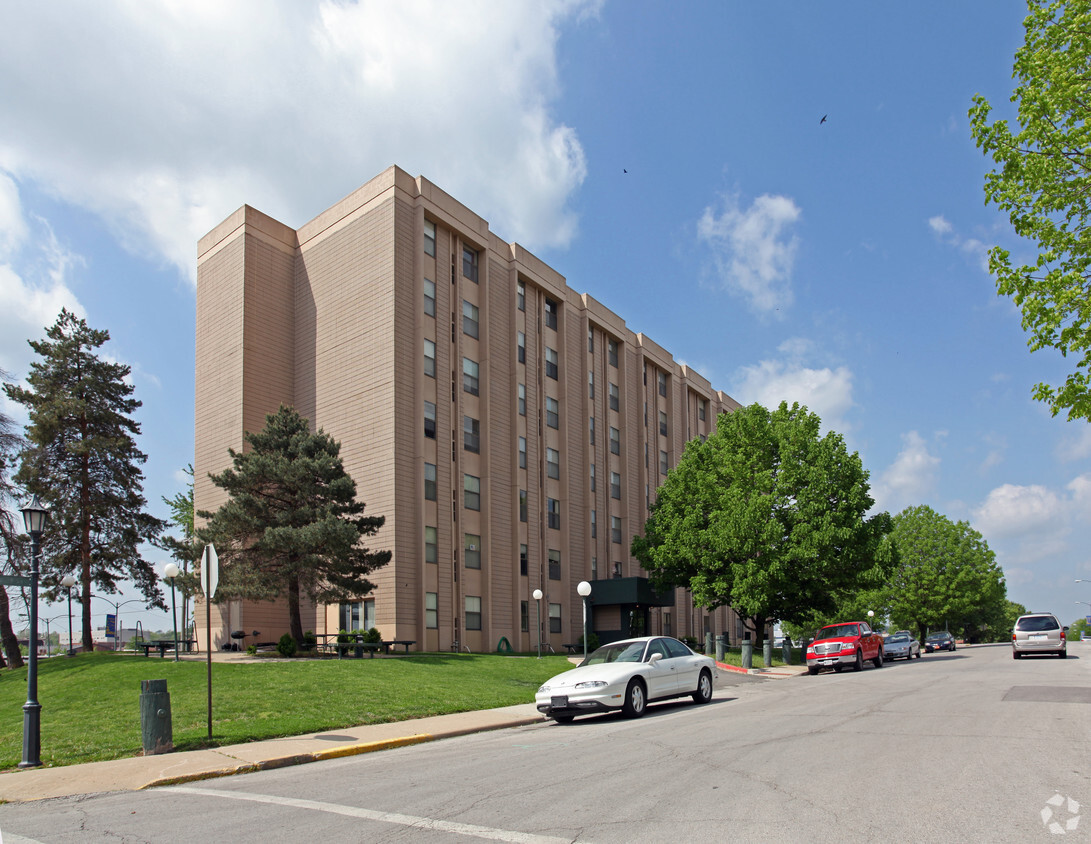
[140,639,196,657]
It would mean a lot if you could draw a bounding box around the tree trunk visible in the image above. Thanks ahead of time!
[288,575,303,645]
[0,586,19,668]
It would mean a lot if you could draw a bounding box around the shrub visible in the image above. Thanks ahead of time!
[363,627,382,644]
[246,644,257,656]
[577,632,600,651]
[276,633,297,657]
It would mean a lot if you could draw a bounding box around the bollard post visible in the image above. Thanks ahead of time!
[704,631,713,655]
[715,633,725,663]
[782,637,792,665]
[741,632,753,670]
[140,679,173,755]
[763,637,773,667]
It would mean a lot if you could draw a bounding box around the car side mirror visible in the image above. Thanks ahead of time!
[648,652,663,665]
[1064,626,1070,632]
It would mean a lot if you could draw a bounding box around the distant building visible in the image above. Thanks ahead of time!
[195,166,747,652]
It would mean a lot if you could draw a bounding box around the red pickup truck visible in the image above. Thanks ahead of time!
[806,621,885,675]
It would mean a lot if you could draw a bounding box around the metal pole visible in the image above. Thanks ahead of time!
[170,579,179,662]
[20,531,42,768]
[536,600,542,659]
[582,597,588,661]
[66,587,73,656]
[206,547,213,739]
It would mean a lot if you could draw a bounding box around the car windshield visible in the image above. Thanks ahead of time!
[817,624,859,639]
[927,633,948,641]
[581,641,648,666]
[885,634,909,643]
[1015,616,1059,632]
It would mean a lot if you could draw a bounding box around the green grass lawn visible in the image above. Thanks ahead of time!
[0,651,573,769]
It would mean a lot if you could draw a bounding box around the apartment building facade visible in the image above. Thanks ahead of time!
[195,165,745,653]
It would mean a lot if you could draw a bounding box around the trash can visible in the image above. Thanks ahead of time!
[140,679,172,755]
[715,633,726,662]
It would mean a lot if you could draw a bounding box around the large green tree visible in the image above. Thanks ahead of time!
[883,505,1007,642]
[198,405,391,644]
[632,402,892,640]
[0,369,26,667]
[4,311,165,650]
[969,0,1091,420]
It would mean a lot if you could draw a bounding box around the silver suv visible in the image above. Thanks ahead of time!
[1012,613,1067,659]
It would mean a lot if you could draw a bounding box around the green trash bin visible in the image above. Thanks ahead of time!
[140,679,173,755]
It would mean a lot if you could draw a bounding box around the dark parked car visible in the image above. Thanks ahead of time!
[924,631,956,653]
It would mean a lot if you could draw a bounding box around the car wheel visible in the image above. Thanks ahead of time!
[622,679,647,718]
[1013,650,1021,659]
[1060,650,1067,659]
[692,670,714,704]
[854,650,864,671]
[807,666,819,675]
[915,650,921,659]
[553,715,574,724]
[873,650,883,668]
[833,665,844,673]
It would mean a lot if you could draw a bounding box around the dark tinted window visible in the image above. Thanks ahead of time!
[1015,615,1059,631]
[663,637,692,658]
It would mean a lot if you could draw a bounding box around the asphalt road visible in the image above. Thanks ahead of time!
[2,643,1089,843]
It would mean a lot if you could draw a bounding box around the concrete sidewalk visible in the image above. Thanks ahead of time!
[0,658,806,804]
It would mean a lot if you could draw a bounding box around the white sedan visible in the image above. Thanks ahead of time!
[535,636,719,723]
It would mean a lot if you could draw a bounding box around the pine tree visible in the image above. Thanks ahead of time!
[4,310,166,650]
[0,369,25,667]
[198,405,391,645]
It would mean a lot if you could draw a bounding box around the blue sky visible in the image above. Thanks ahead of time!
[3,1,1089,634]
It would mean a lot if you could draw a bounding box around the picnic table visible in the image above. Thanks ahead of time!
[140,639,197,657]
[311,634,416,658]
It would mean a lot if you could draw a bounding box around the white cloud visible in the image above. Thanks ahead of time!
[0,1,596,282]
[698,191,801,313]
[873,431,941,514]
[730,338,853,434]
[927,214,988,273]
[1056,426,1091,462]
[974,483,1066,540]
[928,215,952,236]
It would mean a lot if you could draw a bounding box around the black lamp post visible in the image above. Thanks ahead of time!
[164,563,180,661]
[61,574,76,656]
[577,581,592,660]
[532,589,543,659]
[20,495,49,769]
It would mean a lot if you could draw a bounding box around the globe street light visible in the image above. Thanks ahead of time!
[61,575,77,656]
[577,581,592,660]
[163,563,180,661]
[20,495,49,769]
[532,589,543,659]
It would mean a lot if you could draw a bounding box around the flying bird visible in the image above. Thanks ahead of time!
[623,169,628,173]
[820,114,828,124]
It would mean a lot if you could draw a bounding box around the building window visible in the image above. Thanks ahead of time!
[546,396,559,429]
[426,592,438,629]
[591,556,598,579]
[517,280,525,311]
[589,417,595,445]
[663,612,672,636]
[424,339,436,378]
[464,416,480,453]
[549,603,562,634]
[521,600,529,632]
[608,338,618,367]
[610,426,620,455]
[465,534,481,569]
[591,509,597,538]
[520,544,528,576]
[588,327,594,353]
[658,371,667,397]
[518,383,526,416]
[464,474,481,511]
[463,245,478,282]
[548,549,561,580]
[424,401,436,439]
[659,411,668,437]
[518,436,527,469]
[611,516,622,544]
[425,463,437,501]
[588,371,594,399]
[424,219,436,257]
[545,347,558,380]
[517,331,525,364]
[547,447,560,479]
[462,300,479,339]
[463,358,479,395]
[340,601,362,632]
[660,450,669,475]
[465,596,482,630]
[547,497,560,530]
[519,489,528,522]
[611,472,621,500]
[425,526,437,564]
[698,400,706,421]
[544,297,558,330]
[424,278,436,317]
[590,463,596,492]
[609,382,619,412]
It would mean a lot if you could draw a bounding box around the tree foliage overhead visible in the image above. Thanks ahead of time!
[3,310,165,650]
[159,464,201,635]
[969,0,1091,420]
[632,402,892,638]
[884,505,1007,642]
[198,405,391,644]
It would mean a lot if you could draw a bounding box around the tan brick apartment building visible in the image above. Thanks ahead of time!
[195,165,745,653]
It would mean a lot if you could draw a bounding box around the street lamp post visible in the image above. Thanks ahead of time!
[20,495,49,769]
[164,563,180,661]
[577,581,592,660]
[61,575,76,656]
[532,589,543,659]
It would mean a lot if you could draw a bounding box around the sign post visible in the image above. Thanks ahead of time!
[203,544,218,740]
